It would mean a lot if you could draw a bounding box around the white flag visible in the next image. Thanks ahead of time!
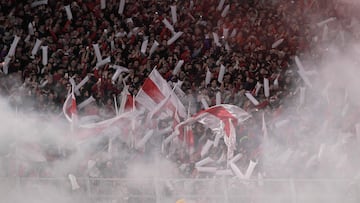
[221,4,230,18]
[31,0,48,8]
[216,92,221,105]
[68,174,80,190]
[230,162,245,179]
[78,96,95,110]
[8,35,20,57]
[140,38,149,55]
[135,130,154,150]
[299,87,306,107]
[101,0,106,9]
[205,69,212,86]
[95,56,111,69]
[173,60,184,75]
[201,97,209,109]
[223,28,229,39]
[149,40,159,57]
[31,39,42,57]
[271,38,284,48]
[111,65,129,82]
[64,5,73,21]
[162,18,175,33]
[217,0,225,11]
[196,167,217,173]
[264,78,270,97]
[212,32,221,47]
[230,28,237,38]
[167,32,183,45]
[255,81,262,96]
[245,92,260,106]
[195,157,214,167]
[316,17,336,27]
[118,0,125,14]
[244,160,257,179]
[75,76,89,95]
[41,46,48,65]
[28,22,35,35]
[170,5,177,24]
[218,64,226,83]
[322,24,328,41]
[2,56,11,75]
[201,140,214,157]
[92,43,102,62]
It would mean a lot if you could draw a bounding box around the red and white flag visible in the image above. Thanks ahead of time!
[62,82,78,124]
[135,68,186,118]
[164,104,251,146]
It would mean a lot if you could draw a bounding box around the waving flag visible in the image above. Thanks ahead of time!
[135,68,186,118]
[164,104,251,146]
[63,83,78,124]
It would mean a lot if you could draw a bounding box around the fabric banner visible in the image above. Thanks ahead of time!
[64,5,73,21]
[167,32,183,45]
[31,39,42,57]
[118,0,125,14]
[163,104,251,146]
[135,68,186,118]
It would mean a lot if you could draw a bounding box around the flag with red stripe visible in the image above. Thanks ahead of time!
[62,82,78,124]
[135,68,186,118]
[163,104,251,147]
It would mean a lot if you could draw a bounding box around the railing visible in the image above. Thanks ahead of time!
[0,177,358,203]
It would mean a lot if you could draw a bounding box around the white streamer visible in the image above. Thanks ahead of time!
[264,78,270,97]
[92,43,102,62]
[64,5,73,21]
[149,40,159,57]
[170,5,177,24]
[167,32,183,45]
[118,0,125,14]
[31,39,42,57]
[41,46,48,65]
[172,60,184,75]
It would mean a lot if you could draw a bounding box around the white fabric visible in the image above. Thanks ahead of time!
[101,0,106,9]
[41,46,48,65]
[95,56,111,69]
[217,0,225,11]
[272,38,284,48]
[264,78,270,97]
[162,18,175,33]
[118,0,125,14]
[149,40,159,57]
[92,43,102,62]
[212,32,221,47]
[167,32,183,45]
[78,96,95,110]
[218,64,226,83]
[245,92,260,106]
[216,92,221,105]
[170,5,177,24]
[31,0,48,7]
[64,5,73,21]
[172,60,184,75]
[221,4,230,17]
[8,35,20,57]
[317,17,336,27]
[205,69,212,86]
[31,39,42,57]
[140,38,148,55]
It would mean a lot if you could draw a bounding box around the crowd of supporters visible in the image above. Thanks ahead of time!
[1,0,360,196]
